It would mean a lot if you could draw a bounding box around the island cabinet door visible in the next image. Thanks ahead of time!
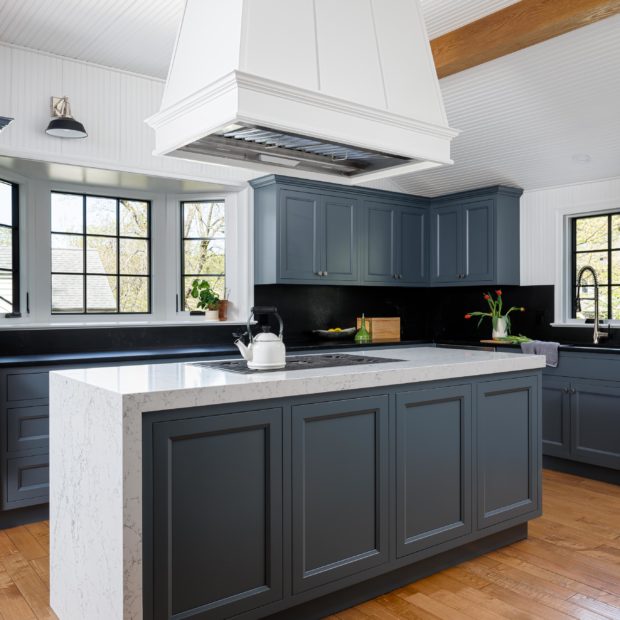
[291,395,389,593]
[541,376,571,458]
[395,386,472,558]
[476,376,540,530]
[150,408,283,620]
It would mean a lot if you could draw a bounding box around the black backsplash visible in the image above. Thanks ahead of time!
[256,283,618,346]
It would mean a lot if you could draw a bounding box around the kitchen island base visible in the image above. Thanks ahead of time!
[49,347,544,620]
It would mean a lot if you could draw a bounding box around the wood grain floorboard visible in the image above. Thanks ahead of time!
[0,470,618,619]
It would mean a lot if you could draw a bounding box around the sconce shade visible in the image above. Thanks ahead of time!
[46,116,88,138]
[0,116,13,133]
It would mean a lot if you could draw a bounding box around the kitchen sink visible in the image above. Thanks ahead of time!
[192,353,404,374]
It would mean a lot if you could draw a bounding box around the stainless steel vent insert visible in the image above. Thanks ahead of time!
[179,123,414,177]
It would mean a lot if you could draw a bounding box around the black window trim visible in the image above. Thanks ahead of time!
[571,211,619,320]
[180,199,226,311]
[0,178,20,316]
[51,190,152,315]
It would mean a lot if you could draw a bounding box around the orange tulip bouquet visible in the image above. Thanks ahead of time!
[464,290,525,339]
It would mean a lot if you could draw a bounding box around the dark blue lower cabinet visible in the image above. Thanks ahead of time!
[541,376,571,458]
[476,376,540,529]
[291,395,389,593]
[571,379,620,469]
[151,408,284,620]
[395,386,472,557]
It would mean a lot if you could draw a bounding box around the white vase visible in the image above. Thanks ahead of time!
[204,309,219,321]
[492,316,508,339]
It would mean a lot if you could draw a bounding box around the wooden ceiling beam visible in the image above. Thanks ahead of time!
[431,0,620,78]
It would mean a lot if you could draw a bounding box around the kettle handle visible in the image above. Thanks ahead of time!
[248,307,284,341]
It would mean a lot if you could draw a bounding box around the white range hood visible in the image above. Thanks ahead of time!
[147,0,459,184]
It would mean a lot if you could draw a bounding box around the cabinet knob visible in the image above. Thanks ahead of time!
[324,271,328,277]
[570,388,576,394]
[563,387,569,393]
[398,274,403,279]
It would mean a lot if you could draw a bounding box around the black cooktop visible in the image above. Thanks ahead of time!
[192,353,404,374]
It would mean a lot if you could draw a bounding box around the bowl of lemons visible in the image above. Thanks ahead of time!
[312,327,357,339]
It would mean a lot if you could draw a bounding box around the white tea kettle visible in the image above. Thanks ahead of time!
[234,307,286,370]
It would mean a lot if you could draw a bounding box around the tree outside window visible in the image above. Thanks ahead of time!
[181,201,225,311]
[0,179,19,315]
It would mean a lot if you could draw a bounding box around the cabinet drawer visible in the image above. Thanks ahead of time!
[6,372,49,402]
[7,405,49,452]
[5,454,49,507]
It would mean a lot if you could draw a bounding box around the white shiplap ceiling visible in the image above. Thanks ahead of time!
[0,0,618,196]
[0,0,516,78]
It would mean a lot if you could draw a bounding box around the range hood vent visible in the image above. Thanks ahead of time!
[147,0,459,185]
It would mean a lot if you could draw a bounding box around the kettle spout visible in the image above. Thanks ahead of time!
[235,339,252,361]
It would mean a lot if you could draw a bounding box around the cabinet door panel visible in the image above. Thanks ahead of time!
[7,405,49,452]
[399,208,427,284]
[476,376,540,528]
[363,202,396,282]
[292,395,389,592]
[396,386,472,557]
[571,380,620,469]
[463,199,494,283]
[322,197,358,281]
[151,408,283,620]
[431,205,461,283]
[4,454,49,507]
[541,377,571,458]
[279,190,321,280]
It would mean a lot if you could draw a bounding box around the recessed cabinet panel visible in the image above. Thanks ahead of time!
[400,208,427,284]
[476,376,539,528]
[5,455,49,507]
[6,372,49,402]
[292,395,389,592]
[396,386,472,557]
[279,190,321,280]
[323,198,358,281]
[7,406,49,452]
[431,206,460,283]
[364,203,396,282]
[463,199,494,282]
[541,377,571,458]
[571,380,620,469]
[152,408,283,620]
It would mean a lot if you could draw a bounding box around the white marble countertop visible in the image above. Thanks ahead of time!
[51,346,545,412]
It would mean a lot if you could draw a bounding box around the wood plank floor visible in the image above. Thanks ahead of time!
[0,470,619,619]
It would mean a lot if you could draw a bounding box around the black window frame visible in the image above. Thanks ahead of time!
[50,190,152,315]
[180,200,226,311]
[571,211,620,321]
[0,178,20,317]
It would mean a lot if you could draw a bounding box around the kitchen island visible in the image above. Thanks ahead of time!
[49,346,545,620]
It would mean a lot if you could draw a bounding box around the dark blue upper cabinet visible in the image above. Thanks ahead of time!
[252,176,521,288]
[431,186,522,286]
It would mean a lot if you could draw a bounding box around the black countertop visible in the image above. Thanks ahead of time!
[2,337,619,369]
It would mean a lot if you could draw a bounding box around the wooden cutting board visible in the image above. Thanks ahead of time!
[356,317,400,341]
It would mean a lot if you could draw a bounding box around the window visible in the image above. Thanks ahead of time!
[181,200,225,310]
[572,212,620,320]
[0,179,19,315]
[51,192,151,314]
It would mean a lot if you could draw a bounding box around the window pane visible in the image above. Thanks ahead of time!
[52,193,83,233]
[120,200,148,238]
[576,251,608,284]
[612,215,620,249]
[52,234,83,273]
[52,274,84,313]
[0,226,11,270]
[183,202,225,238]
[86,196,116,235]
[120,276,149,312]
[183,276,224,311]
[0,271,12,312]
[575,216,608,252]
[0,181,12,226]
[87,237,117,274]
[183,239,225,275]
[86,275,117,313]
[576,285,608,320]
[120,238,148,275]
[612,286,620,320]
[612,250,620,284]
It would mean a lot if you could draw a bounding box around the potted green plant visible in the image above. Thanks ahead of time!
[190,279,220,320]
[465,290,525,339]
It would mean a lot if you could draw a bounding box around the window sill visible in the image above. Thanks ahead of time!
[0,319,248,331]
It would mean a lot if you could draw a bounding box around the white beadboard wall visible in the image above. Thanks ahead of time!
[520,176,620,286]
[0,43,254,186]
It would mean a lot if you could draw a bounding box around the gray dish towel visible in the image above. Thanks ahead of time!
[520,340,560,367]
